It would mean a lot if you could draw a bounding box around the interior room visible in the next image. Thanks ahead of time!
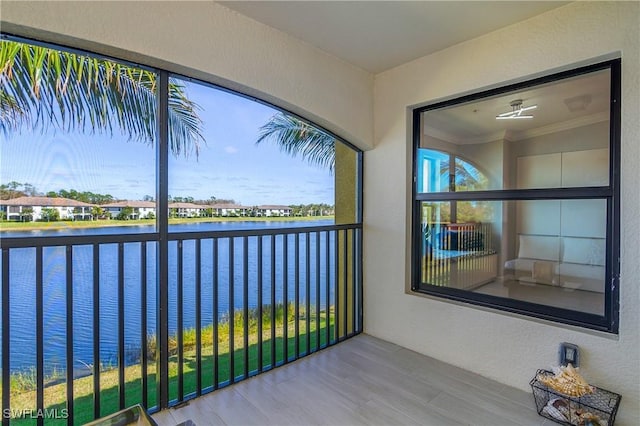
[417,67,611,315]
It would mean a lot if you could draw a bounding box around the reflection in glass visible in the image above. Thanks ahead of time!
[455,157,489,191]
[416,149,489,193]
[419,199,606,315]
[420,68,611,192]
[420,201,498,290]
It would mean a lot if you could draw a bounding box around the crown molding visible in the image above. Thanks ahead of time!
[423,111,608,145]
[508,111,609,141]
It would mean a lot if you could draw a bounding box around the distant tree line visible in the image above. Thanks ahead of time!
[0,181,39,199]
[167,195,236,205]
[46,189,115,204]
[0,181,117,204]
[288,203,334,217]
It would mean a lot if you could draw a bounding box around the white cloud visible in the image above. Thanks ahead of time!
[224,146,238,154]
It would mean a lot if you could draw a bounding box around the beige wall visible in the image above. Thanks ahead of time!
[510,121,609,160]
[370,2,639,424]
[0,0,373,151]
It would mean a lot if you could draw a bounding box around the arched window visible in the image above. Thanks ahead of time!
[416,149,490,224]
[417,148,489,193]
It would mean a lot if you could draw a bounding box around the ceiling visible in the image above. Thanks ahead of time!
[218,1,569,73]
[423,68,611,145]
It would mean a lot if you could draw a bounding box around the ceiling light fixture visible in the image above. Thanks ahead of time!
[496,99,537,120]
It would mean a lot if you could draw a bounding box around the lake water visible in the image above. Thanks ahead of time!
[1,220,336,374]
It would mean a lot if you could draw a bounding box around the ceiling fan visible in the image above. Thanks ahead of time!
[496,99,537,120]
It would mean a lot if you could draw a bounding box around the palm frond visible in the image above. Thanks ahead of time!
[256,113,335,171]
[0,40,204,156]
[168,79,203,158]
[0,91,27,135]
[439,159,488,191]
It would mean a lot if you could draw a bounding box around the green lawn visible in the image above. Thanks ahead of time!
[7,308,338,425]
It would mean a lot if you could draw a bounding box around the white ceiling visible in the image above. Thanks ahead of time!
[423,68,611,145]
[218,1,569,73]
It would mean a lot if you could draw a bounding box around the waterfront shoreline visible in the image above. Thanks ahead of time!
[0,215,334,232]
[1,219,338,373]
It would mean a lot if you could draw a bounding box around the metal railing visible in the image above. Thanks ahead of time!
[1,223,362,424]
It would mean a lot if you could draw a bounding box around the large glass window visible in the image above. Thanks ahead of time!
[1,35,362,420]
[164,76,360,396]
[0,40,160,235]
[167,77,343,229]
[0,42,358,237]
[412,60,620,332]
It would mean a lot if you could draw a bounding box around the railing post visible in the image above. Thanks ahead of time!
[281,234,287,364]
[357,227,364,333]
[117,243,125,410]
[2,248,10,426]
[213,238,219,389]
[93,245,101,418]
[140,242,148,407]
[65,245,74,424]
[157,70,170,409]
[36,247,44,426]
[229,237,235,383]
[177,240,184,401]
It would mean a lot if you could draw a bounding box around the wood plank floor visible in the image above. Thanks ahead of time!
[153,334,548,425]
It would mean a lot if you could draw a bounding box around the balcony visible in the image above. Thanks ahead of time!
[0,222,546,426]
[2,2,637,424]
[1,223,362,424]
[0,221,544,426]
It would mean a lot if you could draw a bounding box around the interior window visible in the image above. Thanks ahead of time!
[412,60,620,333]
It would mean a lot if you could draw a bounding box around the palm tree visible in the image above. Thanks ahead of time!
[1,40,204,156]
[91,206,104,220]
[256,112,335,171]
[439,158,489,192]
[40,207,59,222]
[20,206,34,222]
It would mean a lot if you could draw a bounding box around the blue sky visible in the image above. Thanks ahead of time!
[1,80,335,206]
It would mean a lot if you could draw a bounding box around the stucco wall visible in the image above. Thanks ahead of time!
[0,0,373,150]
[369,1,639,423]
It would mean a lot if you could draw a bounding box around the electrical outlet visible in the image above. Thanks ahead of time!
[559,342,580,367]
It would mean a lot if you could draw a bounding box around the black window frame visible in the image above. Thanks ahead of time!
[0,32,364,231]
[1,33,365,411]
[411,59,621,333]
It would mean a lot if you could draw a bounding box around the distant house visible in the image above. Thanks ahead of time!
[169,202,207,218]
[210,203,251,217]
[258,205,292,217]
[0,196,95,221]
[101,201,156,219]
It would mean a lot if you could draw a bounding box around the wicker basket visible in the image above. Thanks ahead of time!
[530,369,621,426]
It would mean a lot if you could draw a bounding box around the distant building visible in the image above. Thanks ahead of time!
[210,203,251,217]
[0,196,95,221]
[169,202,207,218]
[258,205,292,217]
[102,200,156,219]
[0,196,310,222]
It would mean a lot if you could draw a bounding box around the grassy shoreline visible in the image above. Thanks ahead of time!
[6,304,337,425]
[0,216,333,232]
